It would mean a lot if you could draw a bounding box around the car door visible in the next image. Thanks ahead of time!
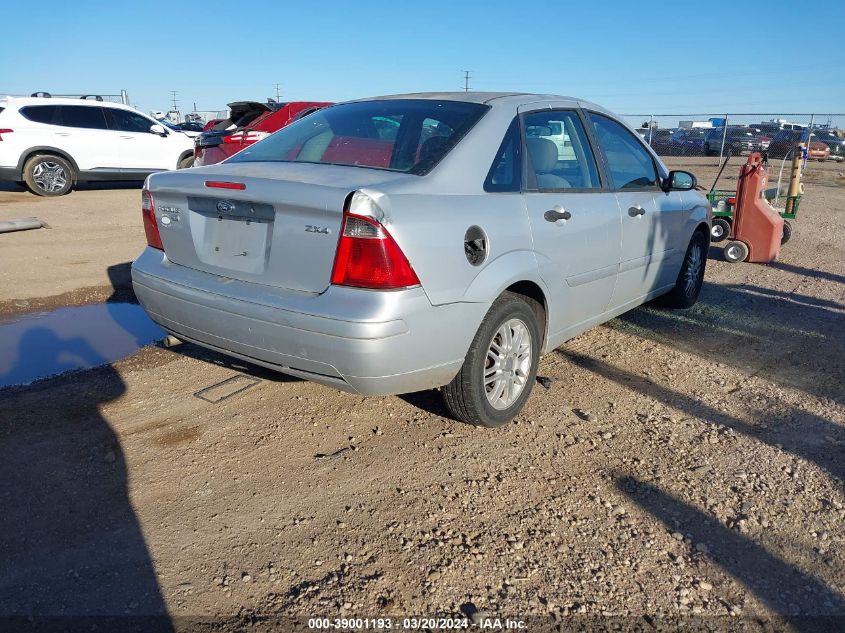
[104,107,173,171]
[519,106,621,342]
[587,112,680,310]
[53,105,117,171]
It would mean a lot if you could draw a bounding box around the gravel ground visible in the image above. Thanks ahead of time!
[0,181,143,313]
[0,163,843,632]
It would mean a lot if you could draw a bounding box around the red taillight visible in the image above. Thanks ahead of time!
[142,190,163,250]
[244,131,269,143]
[330,209,419,290]
[223,131,268,145]
[0,129,12,141]
[205,180,246,190]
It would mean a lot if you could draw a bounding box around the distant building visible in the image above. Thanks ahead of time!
[679,120,713,129]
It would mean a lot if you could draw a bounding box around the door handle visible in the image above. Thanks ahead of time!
[544,209,571,222]
[628,206,646,217]
[120,136,134,139]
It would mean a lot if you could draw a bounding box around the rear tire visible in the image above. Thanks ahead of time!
[723,240,749,263]
[442,293,540,428]
[178,155,194,169]
[710,218,731,243]
[23,154,74,196]
[655,231,707,309]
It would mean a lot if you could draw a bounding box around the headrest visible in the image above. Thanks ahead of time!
[418,136,448,165]
[526,137,559,173]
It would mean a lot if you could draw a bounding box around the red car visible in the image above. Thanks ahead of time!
[194,100,332,166]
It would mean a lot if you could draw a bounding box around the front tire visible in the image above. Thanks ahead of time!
[23,154,74,196]
[442,293,540,428]
[178,155,194,169]
[656,231,707,309]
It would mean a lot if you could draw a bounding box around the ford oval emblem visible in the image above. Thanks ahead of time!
[216,200,236,214]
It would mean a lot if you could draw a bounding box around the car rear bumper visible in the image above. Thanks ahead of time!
[131,247,485,395]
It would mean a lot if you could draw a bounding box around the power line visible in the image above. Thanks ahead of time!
[462,70,472,92]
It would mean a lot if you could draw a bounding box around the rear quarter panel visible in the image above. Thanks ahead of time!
[379,191,536,308]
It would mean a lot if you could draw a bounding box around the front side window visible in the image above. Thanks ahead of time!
[59,106,108,130]
[523,110,600,190]
[227,99,489,175]
[105,108,156,133]
[589,113,659,189]
[20,105,59,125]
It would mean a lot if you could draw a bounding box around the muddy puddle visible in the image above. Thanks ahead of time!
[0,302,163,388]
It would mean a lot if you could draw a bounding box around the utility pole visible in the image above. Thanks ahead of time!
[462,70,472,92]
[170,90,178,110]
[274,83,282,102]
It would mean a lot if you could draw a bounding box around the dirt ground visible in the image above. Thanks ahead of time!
[0,161,843,632]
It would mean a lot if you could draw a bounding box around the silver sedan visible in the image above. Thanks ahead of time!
[132,92,710,427]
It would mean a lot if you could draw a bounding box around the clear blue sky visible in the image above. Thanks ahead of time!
[1,0,843,118]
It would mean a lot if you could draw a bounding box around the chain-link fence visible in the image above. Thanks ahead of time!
[618,112,845,164]
[617,113,845,213]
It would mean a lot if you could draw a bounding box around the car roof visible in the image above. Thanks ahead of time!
[349,91,610,112]
[0,96,135,109]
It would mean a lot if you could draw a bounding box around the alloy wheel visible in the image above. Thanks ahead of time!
[31,161,68,193]
[484,318,532,410]
[684,241,703,296]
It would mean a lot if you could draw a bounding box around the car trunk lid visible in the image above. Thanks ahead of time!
[196,101,276,149]
[147,162,414,294]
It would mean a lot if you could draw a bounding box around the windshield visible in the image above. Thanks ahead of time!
[227,99,489,175]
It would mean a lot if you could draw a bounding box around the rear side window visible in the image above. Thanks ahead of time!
[21,105,59,125]
[228,99,489,175]
[59,106,108,130]
[485,118,522,192]
[105,108,155,133]
[589,113,659,190]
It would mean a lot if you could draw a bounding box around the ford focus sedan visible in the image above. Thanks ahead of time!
[132,92,711,427]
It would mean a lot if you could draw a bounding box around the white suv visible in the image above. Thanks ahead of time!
[0,96,195,196]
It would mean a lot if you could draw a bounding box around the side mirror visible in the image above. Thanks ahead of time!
[664,170,696,191]
[150,123,168,136]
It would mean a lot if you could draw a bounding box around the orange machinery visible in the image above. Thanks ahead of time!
[723,153,785,263]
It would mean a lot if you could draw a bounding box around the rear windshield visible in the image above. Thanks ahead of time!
[227,99,489,175]
[212,110,267,132]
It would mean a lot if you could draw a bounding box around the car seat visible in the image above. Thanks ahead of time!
[526,137,571,189]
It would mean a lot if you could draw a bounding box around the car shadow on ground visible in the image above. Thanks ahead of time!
[171,341,304,385]
[397,389,452,419]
